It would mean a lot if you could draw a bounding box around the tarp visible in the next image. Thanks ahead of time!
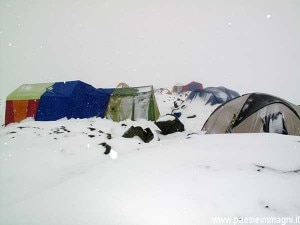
[36,81,113,121]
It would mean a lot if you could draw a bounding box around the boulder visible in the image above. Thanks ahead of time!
[155,114,185,135]
[122,126,154,143]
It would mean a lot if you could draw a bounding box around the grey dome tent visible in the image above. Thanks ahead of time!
[187,86,240,105]
[202,93,300,136]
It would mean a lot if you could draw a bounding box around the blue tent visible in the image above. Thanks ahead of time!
[187,86,240,105]
[36,81,114,121]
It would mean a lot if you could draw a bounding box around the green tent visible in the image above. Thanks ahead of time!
[105,86,160,122]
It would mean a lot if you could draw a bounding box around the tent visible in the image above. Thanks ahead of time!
[172,81,203,93]
[187,86,240,105]
[202,93,300,136]
[116,82,129,88]
[36,81,113,121]
[5,81,160,125]
[183,81,203,92]
[172,83,184,93]
[105,86,160,122]
[5,82,54,125]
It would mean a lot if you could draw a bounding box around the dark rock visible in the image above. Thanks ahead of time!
[187,132,198,136]
[122,126,154,143]
[54,131,64,134]
[173,99,184,108]
[155,114,185,135]
[187,115,196,119]
[17,126,28,129]
[99,142,111,155]
[107,133,112,139]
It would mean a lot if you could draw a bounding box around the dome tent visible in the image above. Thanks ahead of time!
[116,82,129,88]
[187,86,240,105]
[202,93,300,136]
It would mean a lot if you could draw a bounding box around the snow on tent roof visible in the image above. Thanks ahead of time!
[6,83,54,100]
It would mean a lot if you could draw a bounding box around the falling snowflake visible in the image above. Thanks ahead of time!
[109,149,118,159]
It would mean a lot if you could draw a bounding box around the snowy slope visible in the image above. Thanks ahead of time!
[0,93,300,225]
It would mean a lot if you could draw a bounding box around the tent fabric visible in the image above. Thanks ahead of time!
[6,83,54,100]
[187,86,240,105]
[105,86,160,122]
[36,81,113,121]
[5,83,54,125]
[5,101,14,125]
[202,93,300,136]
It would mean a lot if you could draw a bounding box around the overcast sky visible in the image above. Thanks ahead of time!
[0,0,299,103]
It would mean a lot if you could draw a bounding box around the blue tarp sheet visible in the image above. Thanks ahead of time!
[36,81,114,121]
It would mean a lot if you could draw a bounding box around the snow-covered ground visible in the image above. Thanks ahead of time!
[0,92,300,225]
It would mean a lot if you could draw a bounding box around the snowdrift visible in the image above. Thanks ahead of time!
[0,91,300,225]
